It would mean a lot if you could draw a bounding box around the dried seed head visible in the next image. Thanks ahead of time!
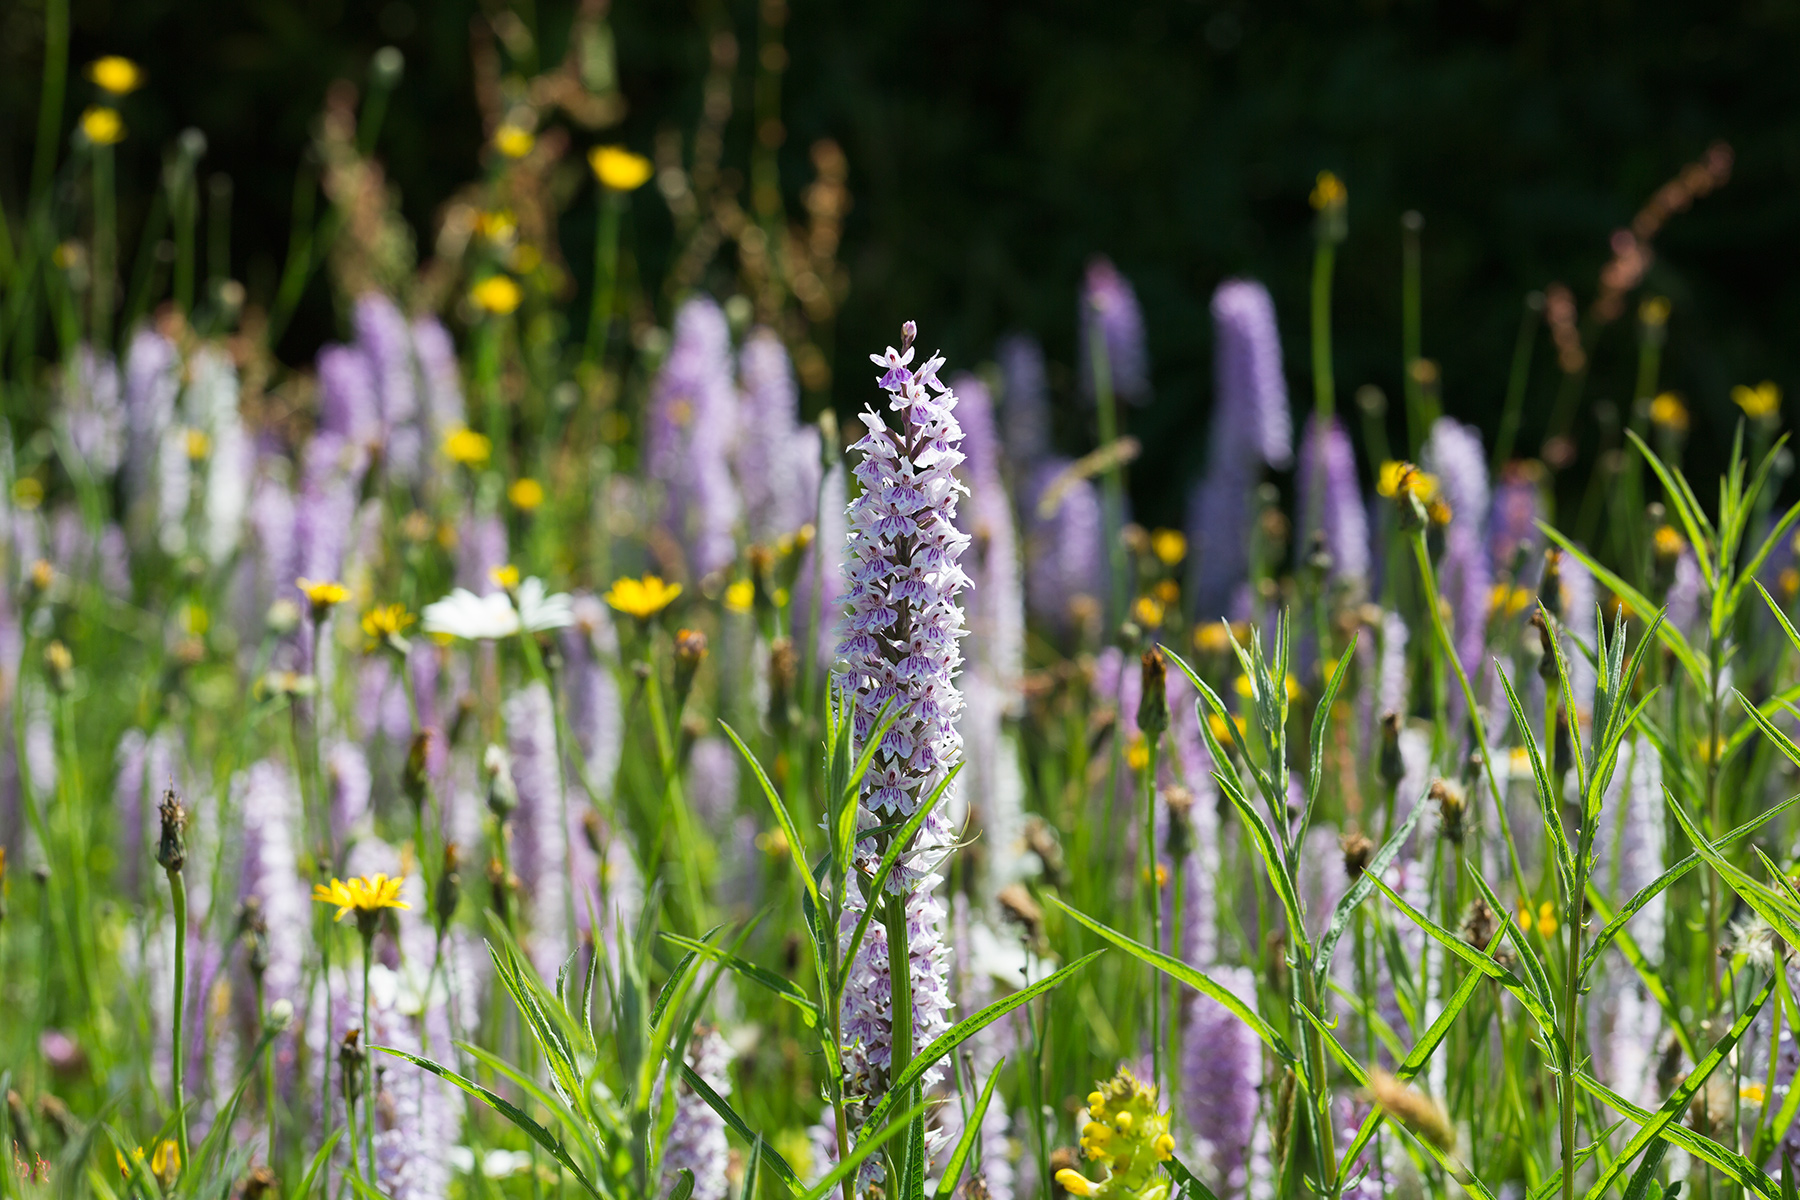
[1136,648,1168,735]
[1378,713,1405,789]
[1339,830,1374,880]
[156,788,188,874]
[1429,778,1466,843]
[997,883,1045,944]
[1365,1069,1455,1153]
[1459,898,1498,951]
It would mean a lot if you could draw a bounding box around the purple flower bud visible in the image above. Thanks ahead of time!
[736,328,821,542]
[1079,257,1149,406]
[504,682,569,981]
[997,335,1051,475]
[1296,415,1369,585]
[1025,459,1105,631]
[648,297,742,579]
[1488,463,1544,577]
[61,344,125,477]
[318,344,381,448]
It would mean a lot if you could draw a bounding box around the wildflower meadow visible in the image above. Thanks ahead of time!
[4,10,1800,1200]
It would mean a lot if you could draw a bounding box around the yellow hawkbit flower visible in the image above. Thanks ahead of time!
[442,426,493,466]
[1743,1082,1769,1105]
[1376,460,1439,502]
[1489,585,1532,618]
[489,564,521,590]
[88,56,144,95]
[185,427,212,460]
[508,478,546,511]
[1309,170,1347,212]
[1536,900,1558,938]
[1207,712,1246,743]
[1132,594,1165,629]
[1733,381,1781,421]
[296,578,350,609]
[474,209,518,244]
[312,874,411,922]
[724,579,754,613]
[150,1140,180,1189]
[469,275,523,315]
[361,604,415,651]
[589,145,655,191]
[1125,735,1150,772]
[1149,529,1187,566]
[1193,622,1231,654]
[1649,392,1689,433]
[493,124,535,158]
[81,106,125,145]
[1652,524,1685,562]
[604,575,683,619]
[1056,1067,1174,1200]
[1140,862,1169,888]
[1153,579,1180,608]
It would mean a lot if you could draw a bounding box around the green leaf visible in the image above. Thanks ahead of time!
[670,1170,696,1200]
[1496,663,1575,893]
[1166,1154,1224,1200]
[1539,523,1707,687]
[840,763,963,991]
[1045,895,1298,1066]
[859,950,1106,1138]
[800,1100,929,1200]
[721,720,821,913]
[1579,1069,1777,1199]
[1621,1139,1671,1200]
[487,936,587,1114]
[372,1046,606,1200]
[1666,791,1800,948]
[1581,974,1778,1200]
[1579,887,1698,1063]
[661,932,821,1027]
[1313,790,1432,984]
[677,1060,804,1193]
[933,1058,1006,1200]
[1298,630,1358,855]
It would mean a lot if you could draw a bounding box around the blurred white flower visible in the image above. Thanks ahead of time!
[516,575,574,632]
[421,588,519,639]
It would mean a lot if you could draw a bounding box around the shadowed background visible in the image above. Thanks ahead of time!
[3,0,1796,526]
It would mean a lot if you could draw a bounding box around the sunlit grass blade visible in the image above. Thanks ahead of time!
[800,1100,929,1200]
[721,720,822,913]
[487,933,586,1111]
[677,1059,804,1194]
[1045,895,1298,1066]
[373,1046,607,1200]
[661,931,821,1026]
[1539,523,1707,686]
[933,1057,1005,1200]
[1581,974,1777,1200]
[1496,662,1575,892]
[1298,630,1358,853]
[1314,790,1431,983]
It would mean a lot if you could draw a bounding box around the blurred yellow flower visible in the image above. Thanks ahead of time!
[1131,594,1165,628]
[89,56,144,95]
[1310,170,1347,211]
[1194,622,1231,654]
[469,275,522,315]
[1376,460,1439,502]
[1488,584,1532,618]
[185,427,212,460]
[118,1140,180,1188]
[604,574,682,619]
[361,604,415,649]
[1149,528,1186,566]
[442,426,492,465]
[724,579,754,613]
[1733,381,1781,420]
[590,145,654,191]
[1649,393,1689,433]
[1125,734,1149,772]
[1638,295,1671,328]
[1153,578,1180,606]
[80,106,125,145]
[474,209,517,244]
[489,564,521,590]
[1207,712,1247,743]
[1743,1082,1769,1105]
[1535,901,1558,938]
[508,478,545,510]
[494,124,535,158]
[1235,672,1301,704]
[1652,524,1685,561]
[296,578,350,609]
[312,874,410,922]
[13,477,44,510]
[1781,568,1799,601]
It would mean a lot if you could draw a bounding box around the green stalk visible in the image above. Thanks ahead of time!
[92,142,115,349]
[1310,234,1337,425]
[30,0,69,204]
[642,643,705,930]
[882,889,915,1187]
[167,865,192,1176]
[1409,530,1531,901]
[1142,733,1162,1096]
[174,154,199,317]
[583,191,624,365]
[1399,211,1422,448]
[1560,816,1592,1200]
[361,932,376,1184]
[1087,320,1129,629]
[1490,292,1543,475]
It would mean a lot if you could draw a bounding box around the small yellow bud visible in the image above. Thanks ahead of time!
[589,145,655,191]
[494,124,535,158]
[81,106,125,145]
[88,56,144,95]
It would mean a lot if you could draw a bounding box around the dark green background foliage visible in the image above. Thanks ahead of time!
[4,0,1798,524]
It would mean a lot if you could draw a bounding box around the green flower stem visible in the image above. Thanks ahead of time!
[1409,529,1530,902]
[1491,292,1542,476]
[1141,733,1163,1097]
[92,141,114,349]
[167,865,191,1177]
[583,190,624,366]
[1311,235,1337,426]
[361,929,376,1185]
[642,639,706,931]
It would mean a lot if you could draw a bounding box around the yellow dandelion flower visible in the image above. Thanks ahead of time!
[604,574,683,619]
[469,275,522,315]
[1536,900,1558,939]
[1649,393,1689,433]
[185,427,212,460]
[508,478,545,511]
[1132,594,1165,629]
[1194,622,1231,654]
[724,579,754,613]
[149,1140,180,1189]
[1517,905,1532,933]
[589,145,655,191]
[1125,735,1150,772]
[361,603,415,650]
[1652,524,1685,561]
[296,577,350,608]
[1149,529,1187,566]
[81,106,125,145]
[442,426,492,466]
[1733,381,1781,421]
[1207,712,1246,744]
[1310,170,1347,212]
[312,874,411,922]
[494,124,535,158]
[489,564,521,590]
[1375,460,1439,502]
[89,56,144,95]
